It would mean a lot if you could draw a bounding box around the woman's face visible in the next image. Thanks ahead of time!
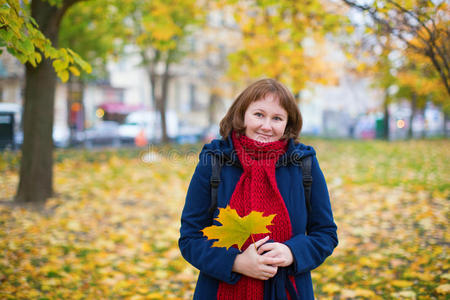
[243,95,288,143]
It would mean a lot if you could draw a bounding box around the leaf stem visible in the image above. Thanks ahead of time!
[251,234,256,250]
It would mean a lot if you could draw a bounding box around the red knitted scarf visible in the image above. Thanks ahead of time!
[217,132,294,300]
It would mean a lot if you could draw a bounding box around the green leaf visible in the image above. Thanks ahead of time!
[0,29,14,43]
[22,38,35,54]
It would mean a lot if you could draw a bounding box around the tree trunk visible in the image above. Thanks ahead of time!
[444,111,449,137]
[383,90,390,140]
[141,49,161,111]
[407,93,417,139]
[208,93,219,126]
[159,55,171,144]
[15,0,78,204]
[143,52,161,142]
[419,109,426,139]
[16,53,56,203]
[294,91,301,103]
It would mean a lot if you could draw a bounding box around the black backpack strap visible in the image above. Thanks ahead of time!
[301,156,313,231]
[209,155,221,216]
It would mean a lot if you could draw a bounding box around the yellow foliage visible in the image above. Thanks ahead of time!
[391,280,414,288]
[69,66,80,76]
[353,288,377,297]
[322,283,341,294]
[391,290,417,299]
[226,0,343,93]
[436,284,450,294]
[0,0,91,80]
[0,140,448,298]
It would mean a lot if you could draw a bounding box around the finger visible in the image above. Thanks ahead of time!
[262,264,278,273]
[261,265,278,277]
[261,256,284,266]
[261,248,281,257]
[257,242,277,254]
[260,250,278,258]
[254,236,270,249]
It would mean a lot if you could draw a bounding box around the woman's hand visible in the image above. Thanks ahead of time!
[257,242,294,267]
[232,236,284,280]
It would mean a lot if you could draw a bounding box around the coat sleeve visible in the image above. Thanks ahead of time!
[284,155,338,275]
[178,151,241,284]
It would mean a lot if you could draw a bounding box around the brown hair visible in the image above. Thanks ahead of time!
[219,78,302,140]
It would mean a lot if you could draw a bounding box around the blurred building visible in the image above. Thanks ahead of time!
[300,73,383,138]
[0,51,23,105]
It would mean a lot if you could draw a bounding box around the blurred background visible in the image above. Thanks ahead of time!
[0,0,448,299]
[0,0,448,152]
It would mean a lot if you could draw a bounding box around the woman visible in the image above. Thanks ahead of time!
[179,78,338,299]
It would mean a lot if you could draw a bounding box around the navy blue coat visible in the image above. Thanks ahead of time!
[179,136,338,299]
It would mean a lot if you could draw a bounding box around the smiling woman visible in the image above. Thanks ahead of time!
[179,78,338,300]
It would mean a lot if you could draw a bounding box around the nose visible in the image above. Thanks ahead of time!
[261,118,271,131]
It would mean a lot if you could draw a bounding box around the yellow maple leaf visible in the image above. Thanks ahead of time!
[201,206,276,251]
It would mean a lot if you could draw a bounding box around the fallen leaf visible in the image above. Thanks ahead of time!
[436,284,450,294]
[392,280,414,288]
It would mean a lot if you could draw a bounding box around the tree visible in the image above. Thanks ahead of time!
[342,0,449,96]
[9,0,90,204]
[127,0,204,143]
[59,0,129,141]
[342,0,449,138]
[190,2,240,127]
[395,47,448,137]
[343,31,443,139]
[358,44,397,140]
[224,0,347,97]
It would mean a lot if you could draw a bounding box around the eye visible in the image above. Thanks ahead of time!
[273,116,283,121]
[254,112,263,117]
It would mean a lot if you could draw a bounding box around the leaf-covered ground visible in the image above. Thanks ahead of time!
[0,140,448,299]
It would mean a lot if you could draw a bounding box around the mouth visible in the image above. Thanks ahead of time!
[255,133,274,141]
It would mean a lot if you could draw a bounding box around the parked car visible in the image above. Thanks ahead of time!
[175,124,204,144]
[118,110,178,144]
[53,126,71,148]
[118,120,146,145]
[83,121,121,148]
